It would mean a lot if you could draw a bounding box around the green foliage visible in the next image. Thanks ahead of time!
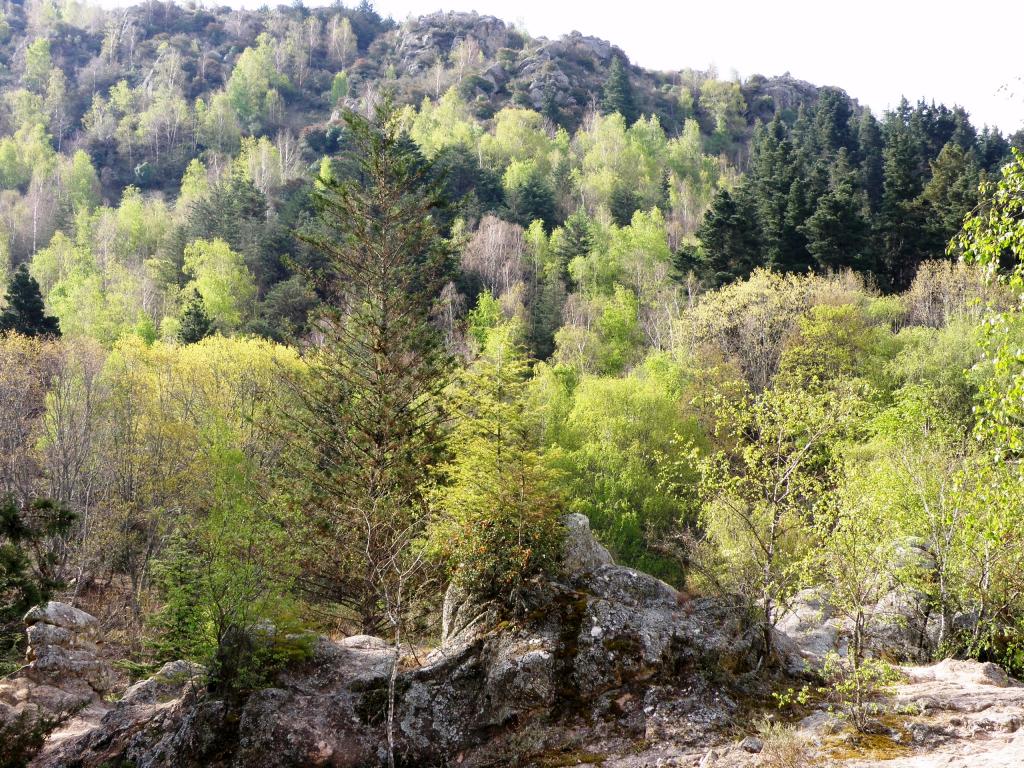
[0,4,1016,702]
[1,496,75,655]
[330,70,350,105]
[177,288,212,345]
[66,150,100,213]
[0,265,60,338]
[819,652,902,732]
[775,303,894,394]
[431,324,565,612]
[503,159,556,229]
[538,356,703,581]
[284,100,452,633]
[955,148,1024,459]
[698,79,746,148]
[696,385,863,656]
[466,289,503,349]
[697,188,761,283]
[593,284,643,374]
[182,238,256,331]
[602,56,637,125]
[150,511,308,698]
[802,150,872,271]
[227,34,286,131]
[22,38,51,92]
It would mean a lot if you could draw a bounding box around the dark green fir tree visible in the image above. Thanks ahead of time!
[802,149,872,272]
[602,56,638,124]
[178,289,213,344]
[697,187,763,283]
[0,264,60,338]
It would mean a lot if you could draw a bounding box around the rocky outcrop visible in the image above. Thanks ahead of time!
[0,602,114,727]
[846,660,1024,768]
[21,602,114,696]
[32,660,206,768]
[394,12,512,76]
[32,516,759,767]
[778,542,938,675]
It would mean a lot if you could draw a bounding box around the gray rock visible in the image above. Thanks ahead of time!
[24,602,100,639]
[34,522,758,768]
[339,634,389,650]
[739,735,764,753]
[0,602,115,745]
[562,513,614,576]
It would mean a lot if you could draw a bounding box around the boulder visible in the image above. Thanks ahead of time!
[19,602,114,695]
[562,512,614,577]
[0,602,115,746]
[775,588,847,673]
[24,602,100,640]
[34,520,758,767]
[777,575,936,673]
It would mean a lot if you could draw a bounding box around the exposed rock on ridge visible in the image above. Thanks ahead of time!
[31,514,759,767]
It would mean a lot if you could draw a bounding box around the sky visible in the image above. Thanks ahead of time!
[364,0,1024,133]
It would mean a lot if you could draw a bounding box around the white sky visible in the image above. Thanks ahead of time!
[368,0,1024,133]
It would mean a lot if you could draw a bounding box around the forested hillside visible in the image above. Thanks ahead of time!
[0,0,1019,336]
[2,2,1024,765]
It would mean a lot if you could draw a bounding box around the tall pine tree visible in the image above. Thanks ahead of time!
[0,265,60,338]
[602,56,638,125]
[697,187,763,283]
[177,288,213,344]
[282,100,453,633]
[802,149,872,272]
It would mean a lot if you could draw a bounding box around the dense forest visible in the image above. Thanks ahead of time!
[2,1,1024,762]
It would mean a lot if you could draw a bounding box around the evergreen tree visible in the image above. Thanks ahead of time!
[856,110,885,213]
[697,187,763,283]
[429,324,564,613]
[877,110,936,290]
[179,173,290,294]
[949,106,977,151]
[811,87,855,158]
[528,261,567,360]
[921,142,981,238]
[177,288,213,344]
[608,182,640,227]
[283,100,452,633]
[748,116,810,272]
[0,265,60,338]
[551,209,593,282]
[802,150,872,272]
[505,169,557,230]
[602,56,638,124]
[977,126,1011,171]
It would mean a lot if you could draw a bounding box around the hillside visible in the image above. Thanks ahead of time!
[2,3,1024,767]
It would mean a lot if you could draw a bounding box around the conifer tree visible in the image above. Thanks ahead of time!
[802,150,872,272]
[177,288,212,344]
[0,265,60,338]
[697,187,762,283]
[430,324,564,613]
[749,116,806,272]
[505,168,557,230]
[877,112,935,290]
[551,209,593,281]
[282,99,452,634]
[921,142,981,237]
[856,110,885,212]
[602,56,638,125]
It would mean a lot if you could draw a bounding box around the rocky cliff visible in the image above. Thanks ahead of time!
[20,515,762,767]
[10,517,1024,767]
